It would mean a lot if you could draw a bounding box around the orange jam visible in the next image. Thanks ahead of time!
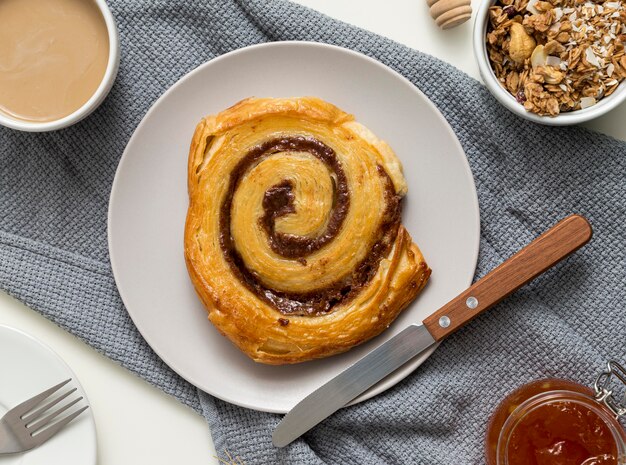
[486,379,626,465]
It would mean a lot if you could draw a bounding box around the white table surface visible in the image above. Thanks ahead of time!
[1,1,625,464]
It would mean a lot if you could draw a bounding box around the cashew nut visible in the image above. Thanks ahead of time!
[509,23,536,63]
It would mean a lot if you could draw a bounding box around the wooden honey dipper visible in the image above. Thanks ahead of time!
[427,0,472,29]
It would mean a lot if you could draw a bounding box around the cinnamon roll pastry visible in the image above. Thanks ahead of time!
[184,97,431,364]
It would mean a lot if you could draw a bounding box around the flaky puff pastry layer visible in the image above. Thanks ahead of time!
[184,97,430,364]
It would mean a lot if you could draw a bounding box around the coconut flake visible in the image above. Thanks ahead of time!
[531,45,548,68]
[606,79,619,86]
[585,47,601,67]
[611,11,621,17]
[605,2,621,9]
[559,84,569,92]
[569,11,578,22]
[526,0,540,15]
[607,63,615,76]
[560,60,569,71]
[547,56,563,67]
[550,22,562,35]
[580,97,597,109]
[554,7,564,21]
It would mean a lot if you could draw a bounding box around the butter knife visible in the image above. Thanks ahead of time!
[273,214,592,447]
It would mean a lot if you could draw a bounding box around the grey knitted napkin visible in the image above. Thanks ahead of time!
[1,0,625,463]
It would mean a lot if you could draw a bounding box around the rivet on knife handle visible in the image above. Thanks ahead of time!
[423,214,592,341]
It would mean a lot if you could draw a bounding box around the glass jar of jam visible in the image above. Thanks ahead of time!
[486,362,626,465]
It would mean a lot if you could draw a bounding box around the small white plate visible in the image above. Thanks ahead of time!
[108,42,480,413]
[0,325,96,465]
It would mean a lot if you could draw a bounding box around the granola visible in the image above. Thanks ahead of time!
[487,0,626,116]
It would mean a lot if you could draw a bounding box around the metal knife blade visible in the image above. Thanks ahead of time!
[272,324,436,447]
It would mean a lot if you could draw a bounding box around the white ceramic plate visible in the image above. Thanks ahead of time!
[0,325,96,465]
[108,42,480,413]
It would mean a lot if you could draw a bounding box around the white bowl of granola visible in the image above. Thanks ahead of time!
[474,0,626,125]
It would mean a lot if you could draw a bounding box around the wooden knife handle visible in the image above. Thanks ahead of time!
[423,214,592,341]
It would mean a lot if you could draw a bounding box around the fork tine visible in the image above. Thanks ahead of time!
[27,396,83,433]
[22,388,77,423]
[10,379,71,417]
[30,406,89,445]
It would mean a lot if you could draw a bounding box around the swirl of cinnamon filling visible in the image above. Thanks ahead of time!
[185,97,431,364]
[219,136,402,316]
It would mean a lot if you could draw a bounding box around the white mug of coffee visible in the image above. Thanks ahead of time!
[0,0,120,132]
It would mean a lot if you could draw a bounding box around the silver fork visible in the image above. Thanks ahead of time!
[0,379,89,454]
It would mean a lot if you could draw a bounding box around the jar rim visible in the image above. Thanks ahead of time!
[496,389,626,465]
